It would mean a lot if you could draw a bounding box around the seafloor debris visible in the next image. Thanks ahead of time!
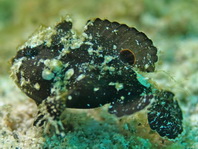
[11,16,183,139]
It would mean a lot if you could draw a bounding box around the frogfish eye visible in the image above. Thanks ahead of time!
[119,49,136,65]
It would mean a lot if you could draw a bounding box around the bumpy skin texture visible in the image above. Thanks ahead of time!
[11,17,183,139]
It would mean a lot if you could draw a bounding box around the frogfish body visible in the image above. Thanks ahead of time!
[11,17,183,139]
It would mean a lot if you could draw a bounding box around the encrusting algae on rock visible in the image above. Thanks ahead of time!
[10,15,183,141]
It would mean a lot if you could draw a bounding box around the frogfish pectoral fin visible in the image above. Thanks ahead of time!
[147,90,183,139]
[33,93,68,126]
[108,94,153,117]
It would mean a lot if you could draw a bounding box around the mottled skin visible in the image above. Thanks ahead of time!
[11,17,183,139]
[147,91,183,139]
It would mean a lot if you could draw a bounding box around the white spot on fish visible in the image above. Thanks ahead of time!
[65,68,74,80]
[42,69,54,80]
[76,74,85,81]
[68,95,72,100]
[34,83,40,90]
[94,87,100,92]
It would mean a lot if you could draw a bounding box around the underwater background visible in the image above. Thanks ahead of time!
[0,0,198,148]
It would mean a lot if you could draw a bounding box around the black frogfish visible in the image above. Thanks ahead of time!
[11,16,183,139]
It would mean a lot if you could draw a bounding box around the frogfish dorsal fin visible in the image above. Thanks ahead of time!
[84,18,158,72]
